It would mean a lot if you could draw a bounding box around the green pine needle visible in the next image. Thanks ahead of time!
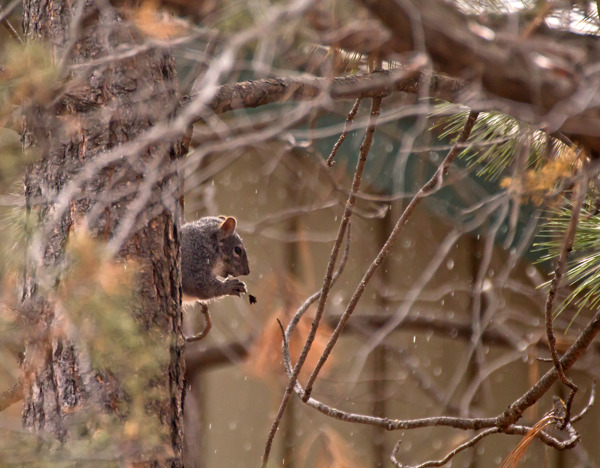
[535,194,600,324]
[432,104,566,181]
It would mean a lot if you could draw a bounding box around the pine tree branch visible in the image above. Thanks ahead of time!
[186,68,464,121]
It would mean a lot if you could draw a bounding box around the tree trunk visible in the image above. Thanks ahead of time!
[20,1,185,465]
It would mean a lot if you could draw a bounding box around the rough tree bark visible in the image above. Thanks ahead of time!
[19,1,185,465]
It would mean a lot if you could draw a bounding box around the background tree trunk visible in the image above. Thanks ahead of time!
[19,1,185,465]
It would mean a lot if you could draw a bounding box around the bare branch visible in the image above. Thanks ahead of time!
[391,428,498,468]
[276,291,600,436]
[0,381,23,412]
[331,313,545,352]
[0,0,23,44]
[259,87,383,468]
[326,97,363,166]
[261,220,354,467]
[544,171,588,424]
[302,110,479,400]
[0,0,20,25]
[193,67,463,119]
[505,423,579,451]
[571,381,596,424]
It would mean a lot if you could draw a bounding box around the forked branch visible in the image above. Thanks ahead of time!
[543,169,588,425]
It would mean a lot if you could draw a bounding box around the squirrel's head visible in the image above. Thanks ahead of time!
[217,216,250,277]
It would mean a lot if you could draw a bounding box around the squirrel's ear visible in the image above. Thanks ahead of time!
[219,217,237,236]
[217,215,227,220]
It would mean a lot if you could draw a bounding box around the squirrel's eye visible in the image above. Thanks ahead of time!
[234,246,243,256]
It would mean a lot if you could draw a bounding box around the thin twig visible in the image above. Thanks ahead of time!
[326,97,363,166]
[271,159,600,458]
[275,307,600,445]
[571,380,596,424]
[247,200,339,234]
[302,110,480,400]
[391,428,498,468]
[289,96,382,406]
[505,422,579,450]
[261,221,354,467]
[388,347,461,415]
[544,172,587,425]
[256,72,386,458]
[284,225,353,344]
[0,381,23,412]
[0,0,23,45]
[521,2,554,39]
[0,0,20,25]
[347,196,509,388]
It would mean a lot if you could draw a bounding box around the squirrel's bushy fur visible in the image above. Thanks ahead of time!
[181,216,250,302]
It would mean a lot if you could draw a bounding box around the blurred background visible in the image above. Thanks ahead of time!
[1,0,600,467]
[179,100,599,467]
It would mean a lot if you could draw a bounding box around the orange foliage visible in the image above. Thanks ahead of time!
[131,1,189,39]
[500,146,584,205]
[63,226,136,298]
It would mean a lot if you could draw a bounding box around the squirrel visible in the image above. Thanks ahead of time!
[181,216,250,302]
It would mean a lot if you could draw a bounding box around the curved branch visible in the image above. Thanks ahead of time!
[279,300,600,433]
[544,173,588,424]
[302,110,480,400]
[391,428,498,468]
[261,219,355,467]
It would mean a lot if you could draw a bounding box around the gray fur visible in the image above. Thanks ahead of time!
[181,216,250,301]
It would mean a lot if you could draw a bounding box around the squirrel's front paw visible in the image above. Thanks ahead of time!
[225,278,247,297]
